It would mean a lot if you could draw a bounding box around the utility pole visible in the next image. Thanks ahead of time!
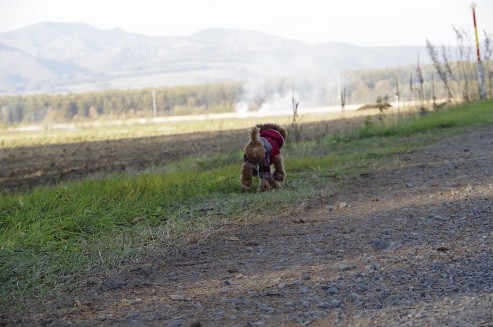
[338,73,346,118]
[471,2,487,100]
[340,87,346,118]
[152,88,157,117]
[395,76,400,122]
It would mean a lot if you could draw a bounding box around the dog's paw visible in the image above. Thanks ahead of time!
[259,179,271,192]
[268,178,280,189]
[273,171,285,182]
[241,179,252,188]
[240,185,252,193]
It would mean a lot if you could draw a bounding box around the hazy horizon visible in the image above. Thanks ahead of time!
[1,0,492,47]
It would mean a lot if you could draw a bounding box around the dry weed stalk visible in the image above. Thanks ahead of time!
[291,96,301,142]
[453,27,476,101]
[484,31,493,97]
[426,39,455,101]
[416,53,425,109]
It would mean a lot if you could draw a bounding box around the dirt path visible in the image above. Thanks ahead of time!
[17,126,493,326]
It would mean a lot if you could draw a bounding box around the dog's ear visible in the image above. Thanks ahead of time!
[277,126,287,140]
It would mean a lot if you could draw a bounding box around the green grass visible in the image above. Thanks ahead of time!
[1,100,492,314]
[350,100,493,139]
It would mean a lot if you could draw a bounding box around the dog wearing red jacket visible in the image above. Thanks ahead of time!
[241,123,287,191]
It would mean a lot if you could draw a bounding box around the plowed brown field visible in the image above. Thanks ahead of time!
[1,118,368,192]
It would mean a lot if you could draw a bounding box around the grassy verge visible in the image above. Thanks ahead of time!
[1,100,492,314]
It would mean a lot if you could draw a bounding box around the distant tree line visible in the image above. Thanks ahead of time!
[0,68,466,128]
[0,83,242,125]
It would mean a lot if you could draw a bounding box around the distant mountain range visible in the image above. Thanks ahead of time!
[0,22,429,95]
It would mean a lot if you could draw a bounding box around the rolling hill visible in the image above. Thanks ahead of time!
[0,22,428,95]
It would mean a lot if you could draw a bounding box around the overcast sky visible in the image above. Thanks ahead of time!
[0,0,492,46]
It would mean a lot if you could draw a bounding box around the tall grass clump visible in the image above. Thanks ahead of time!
[348,100,493,140]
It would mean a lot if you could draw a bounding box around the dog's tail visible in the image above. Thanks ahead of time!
[244,126,265,164]
[249,126,260,142]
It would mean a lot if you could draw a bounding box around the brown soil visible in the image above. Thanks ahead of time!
[3,119,493,326]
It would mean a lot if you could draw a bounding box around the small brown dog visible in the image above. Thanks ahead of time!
[241,123,287,191]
